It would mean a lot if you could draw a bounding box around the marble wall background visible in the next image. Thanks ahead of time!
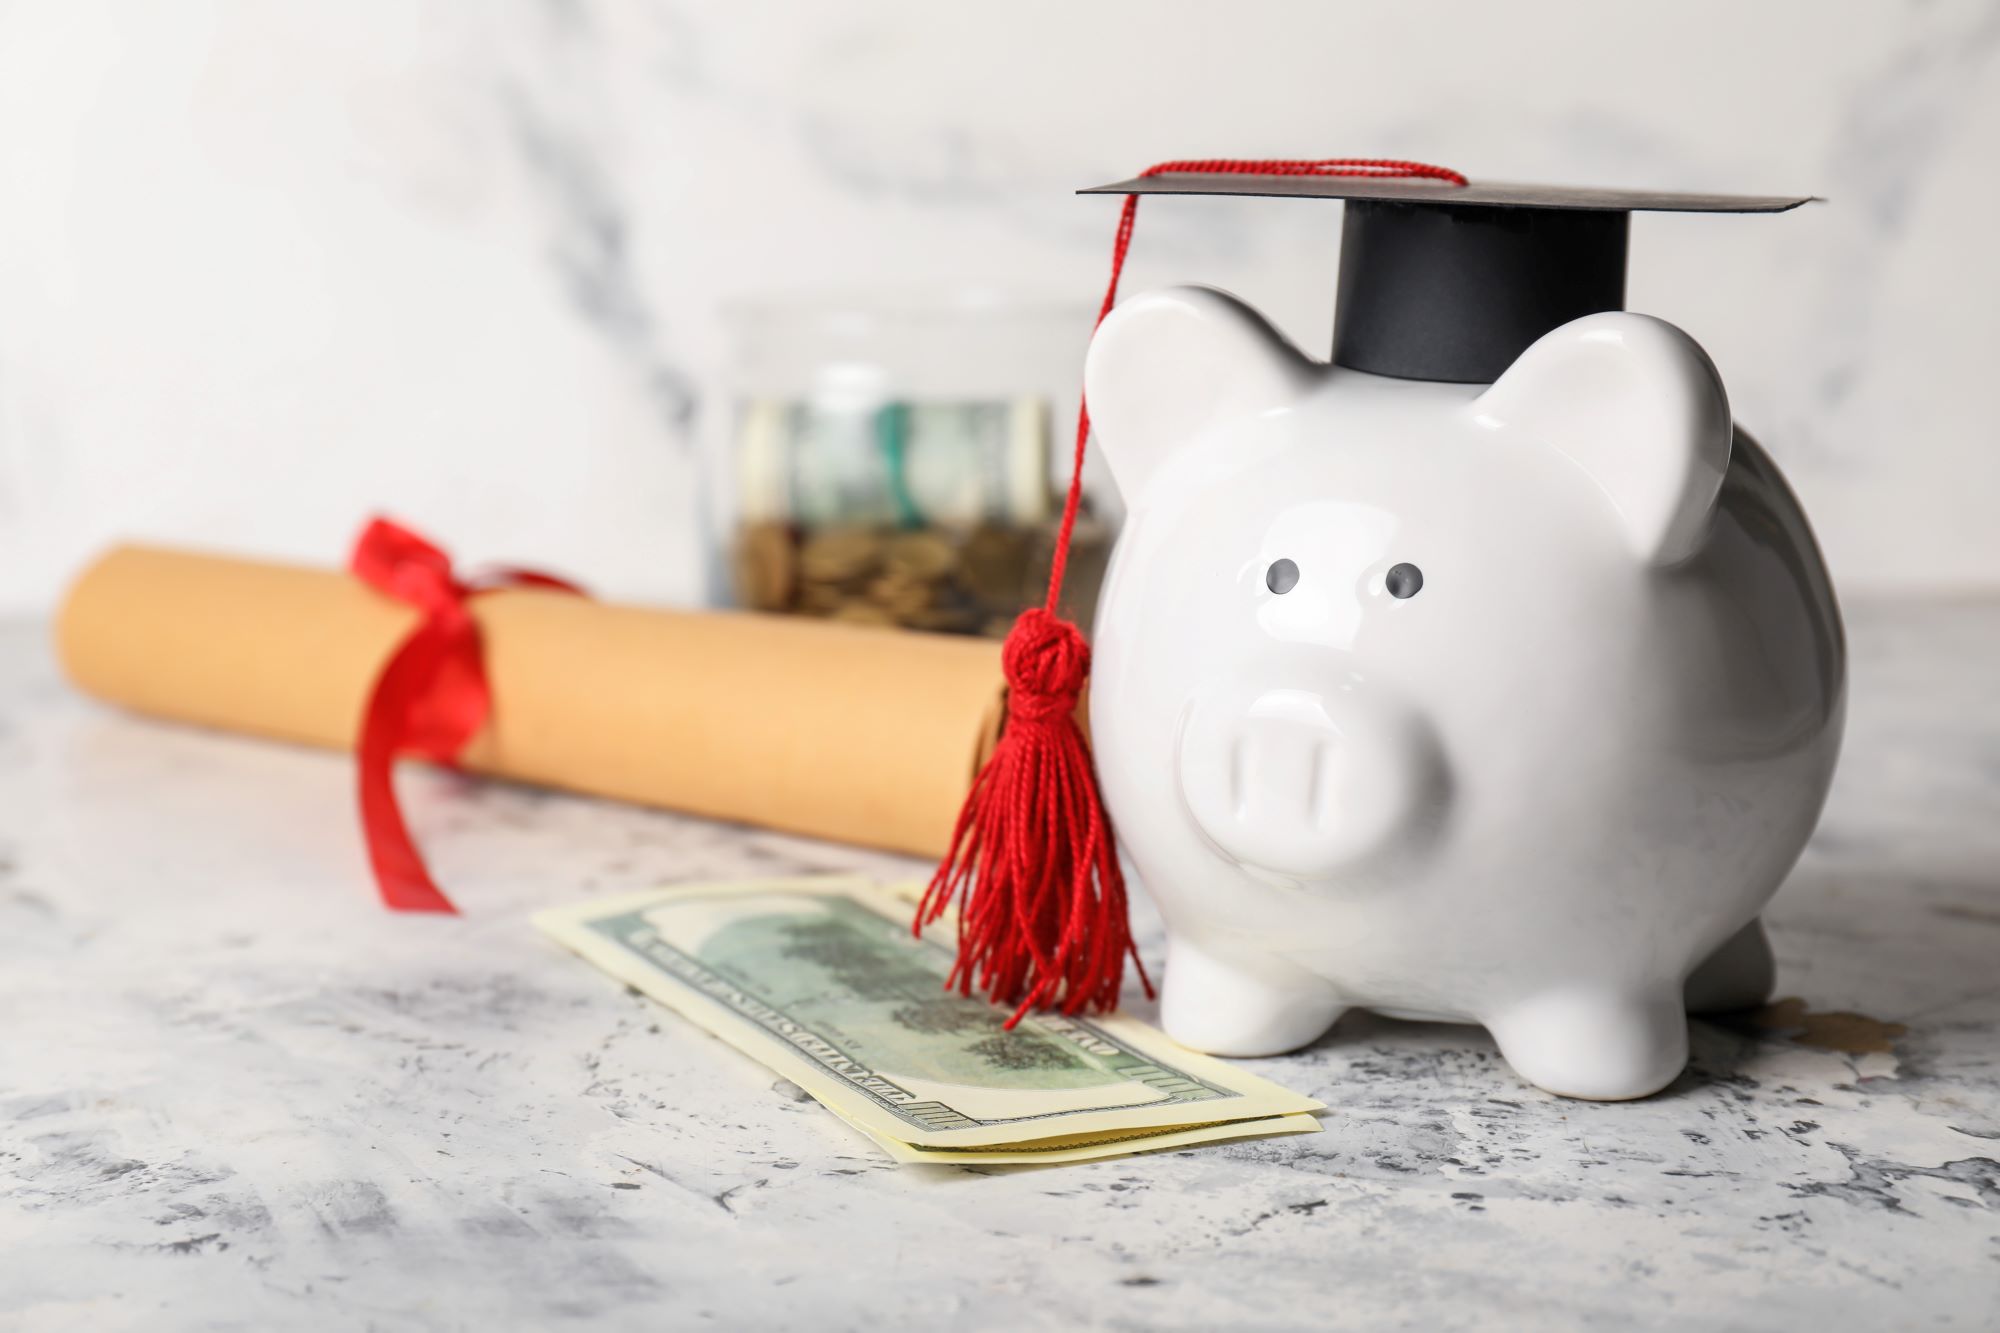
[1,0,1996,614]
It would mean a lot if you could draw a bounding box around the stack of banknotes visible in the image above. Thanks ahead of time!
[736,399,1053,532]
[535,878,1323,1166]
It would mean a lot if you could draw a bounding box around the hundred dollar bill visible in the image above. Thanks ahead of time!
[824,1099,1322,1166]
[534,877,1322,1160]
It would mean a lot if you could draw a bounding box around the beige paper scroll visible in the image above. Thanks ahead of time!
[55,545,1007,858]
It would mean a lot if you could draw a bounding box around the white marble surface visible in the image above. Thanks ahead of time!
[4,0,2000,614]
[4,598,1999,1330]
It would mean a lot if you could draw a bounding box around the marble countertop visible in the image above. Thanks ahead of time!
[4,600,1997,1331]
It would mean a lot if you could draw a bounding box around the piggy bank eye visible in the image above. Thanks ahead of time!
[1265,558,1300,594]
[1386,563,1424,599]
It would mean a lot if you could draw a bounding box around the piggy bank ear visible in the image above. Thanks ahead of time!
[1084,286,1312,502]
[1472,312,1732,566]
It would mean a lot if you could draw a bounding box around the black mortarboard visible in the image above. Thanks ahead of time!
[1078,175,1817,384]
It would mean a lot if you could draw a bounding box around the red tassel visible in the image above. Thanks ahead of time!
[916,607,1150,1025]
[915,157,1465,1021]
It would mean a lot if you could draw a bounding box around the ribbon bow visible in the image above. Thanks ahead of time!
[349,517,582,913]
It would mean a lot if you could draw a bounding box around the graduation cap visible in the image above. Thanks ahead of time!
[1079,170,1817,384]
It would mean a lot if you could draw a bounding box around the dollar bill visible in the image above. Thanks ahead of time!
[534,877,1323,1164]
[737,398,1051,531]
[825,1102,1323,1166]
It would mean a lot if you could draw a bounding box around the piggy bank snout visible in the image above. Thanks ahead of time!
[1178,680,1441,881]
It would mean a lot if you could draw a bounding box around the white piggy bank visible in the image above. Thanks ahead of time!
[1086,286,1845,1100]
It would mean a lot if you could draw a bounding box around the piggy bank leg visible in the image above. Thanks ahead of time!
[1683,917,1776,1014]
[1486,989,1689,1101]
[1160,935,1343,1056]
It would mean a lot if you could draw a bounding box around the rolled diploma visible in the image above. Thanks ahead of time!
[55,545,1007,858]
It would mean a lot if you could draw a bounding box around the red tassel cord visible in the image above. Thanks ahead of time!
[915,158,1466,1024]
[348,517,582,913]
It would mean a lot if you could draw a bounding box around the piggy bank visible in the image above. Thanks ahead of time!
[1085,286,1845,1100]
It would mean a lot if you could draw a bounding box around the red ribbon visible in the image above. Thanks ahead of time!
[348,517,582,913]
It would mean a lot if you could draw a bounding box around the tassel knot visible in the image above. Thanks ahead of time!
[999,608,1089,723]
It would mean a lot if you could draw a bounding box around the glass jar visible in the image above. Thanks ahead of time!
[715,290,1112,636]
